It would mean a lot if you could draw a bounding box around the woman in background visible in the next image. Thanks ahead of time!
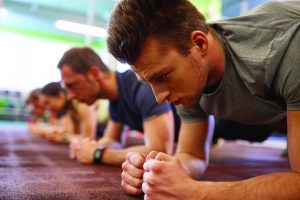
[30,82,97,144]
[25,88,48,122]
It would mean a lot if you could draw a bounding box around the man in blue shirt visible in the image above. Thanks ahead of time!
[57,47,177,166]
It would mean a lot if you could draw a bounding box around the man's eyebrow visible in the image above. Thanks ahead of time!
[140,72,157,83]
[132,66,161,83]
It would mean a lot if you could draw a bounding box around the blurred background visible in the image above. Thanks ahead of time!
[0,0,275,121]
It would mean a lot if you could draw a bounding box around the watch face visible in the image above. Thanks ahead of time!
[93,148,105,164]
[95,149,102,159]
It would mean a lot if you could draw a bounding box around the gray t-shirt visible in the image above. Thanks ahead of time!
[178,1,300,125]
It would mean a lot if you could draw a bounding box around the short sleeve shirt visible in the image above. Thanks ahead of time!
[177,1,300,125]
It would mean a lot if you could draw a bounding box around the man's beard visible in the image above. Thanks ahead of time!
[185,63,208,109]
[186,87,203,109]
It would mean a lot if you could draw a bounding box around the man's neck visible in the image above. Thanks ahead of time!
[100,71,119,100]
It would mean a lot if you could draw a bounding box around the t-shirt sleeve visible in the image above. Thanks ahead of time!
[135,83,171,120]
[281,68,300,111]
[109,101,121,122]
[176,105,208,123]
[275,29,300,111]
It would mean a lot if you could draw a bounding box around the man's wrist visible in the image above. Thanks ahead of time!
[93,148,106,165]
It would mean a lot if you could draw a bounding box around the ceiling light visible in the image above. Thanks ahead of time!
[0,8,8,18]
[54,20,107,38]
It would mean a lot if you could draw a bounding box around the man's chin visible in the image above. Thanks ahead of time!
[86,100,96,105]
[180,102,194,109]
[78,99,95,105]
[180,99,200,109]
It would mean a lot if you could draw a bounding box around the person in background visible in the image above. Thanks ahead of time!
[106,0,300,199]
[57,47,177,166]
[29,82,97,144]
[26,88,50,137]
[25,88,48,122]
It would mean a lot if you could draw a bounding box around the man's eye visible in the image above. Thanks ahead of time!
[156,73,168,82]
[66,83,76,90]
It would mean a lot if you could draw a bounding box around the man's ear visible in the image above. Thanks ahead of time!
[88,66,101,81]
[190,30,208,55]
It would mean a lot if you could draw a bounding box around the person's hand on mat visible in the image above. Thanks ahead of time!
[75,140,98,164]
[45,132,64,144]
[69,137,80,159]
[69,137,89,159]
[121,152,146,195]
[45,126,65,135]
[142,151,196,200]
[28,124,45,137]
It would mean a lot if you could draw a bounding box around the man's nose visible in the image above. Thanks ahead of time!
[67,91,76,100]
[151,85,170,104]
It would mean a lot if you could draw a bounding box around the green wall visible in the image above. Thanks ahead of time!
[190,0,222,21]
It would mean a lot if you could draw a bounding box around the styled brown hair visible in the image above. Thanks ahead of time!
[57,47,109,73]
[107,0,208,65]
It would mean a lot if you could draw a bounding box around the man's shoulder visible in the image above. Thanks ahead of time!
[116,70,137,80]
[118,69,152,96]
[118,69,143,87]
[250,1,300,13]
[211,1,299,27]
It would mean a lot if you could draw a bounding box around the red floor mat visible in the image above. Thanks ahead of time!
[0,122,290,199]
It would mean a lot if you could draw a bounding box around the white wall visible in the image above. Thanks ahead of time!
[0,31,126,97]
[0,31,69,92]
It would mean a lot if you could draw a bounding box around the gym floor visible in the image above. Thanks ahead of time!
[0,121,289,199]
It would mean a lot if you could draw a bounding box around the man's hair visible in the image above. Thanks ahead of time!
[107,0,208,65]
[57,47,109,73]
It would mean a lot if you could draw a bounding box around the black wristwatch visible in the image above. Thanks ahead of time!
[93,148,106,165]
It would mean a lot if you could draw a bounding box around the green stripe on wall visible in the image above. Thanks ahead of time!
[190,0,222,21]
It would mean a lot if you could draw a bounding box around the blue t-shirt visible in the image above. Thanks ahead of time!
[109,70,171,132]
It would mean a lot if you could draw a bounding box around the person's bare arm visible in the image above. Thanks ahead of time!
[192,110,300,200]
[101,111,174,166]
[141,111,300,200]
[97,119,124,148]
[174,115,214,179]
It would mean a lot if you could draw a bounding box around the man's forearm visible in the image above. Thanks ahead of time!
[102,145,151,166]
[197,172,300,200]
[175,153,207,180]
